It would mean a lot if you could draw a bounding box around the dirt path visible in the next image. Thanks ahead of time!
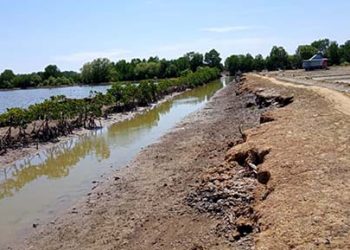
[11,74,350,249]
[241,74,350,249]
[263,66,350,94]
[257,74,350,116]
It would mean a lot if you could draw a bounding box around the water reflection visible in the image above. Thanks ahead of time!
[0,78,227,246]
[0,80,224,201]
[0,132,110,200]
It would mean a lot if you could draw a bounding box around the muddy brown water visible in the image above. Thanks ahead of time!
[0,77,229,247]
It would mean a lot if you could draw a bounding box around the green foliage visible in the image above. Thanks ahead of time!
[225,55,240,74]
[12,74,39,89]
[108,67,219,110]
[0,49,220,89]
[327,42,340,65]
[114,60,135,80]
[81,58,115,84]
[0,108,30,127]
[3,38,350,91]
[185,52,204,72]
[43,65,61,79]
[224,38,349,74]
[288,55,302,69]
[0,67,219,128]
[204,49,222,69]
[339,40,350,63]
[42,76,73,86]
[253,54,266,71]
[296,45,318,60]
[134,62,161,80]
[164,64,178,78]
[0,69,15,88]
[225,54,262,74]
[311,39,330,53]
[175,56,191,73]
[268,46,289,70]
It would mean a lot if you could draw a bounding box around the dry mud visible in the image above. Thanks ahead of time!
[11,73,350,249]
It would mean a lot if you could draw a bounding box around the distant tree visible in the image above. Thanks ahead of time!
[296,45,318,60]
[131,58,142,65]
[204,49,222,69]
[134,62,161,80]
[288,55,302,69]
[81,58,114,84]
[253,54,266,71]
[12,74,34,89]
[165,64,178,77]
[339,40,350,63]
[147,56,159,63]
[311,38,330,53]
[61,71,81,83]
[175,56,190,73]
[327,41,340,65]
[268,46,289,70]
[115,60,135,81]
[30,73,42,86]
[0,69,15,88]
[241,54,254,72]
[225,55,240,74]
[43,65,61,79]
[185,52,203,71]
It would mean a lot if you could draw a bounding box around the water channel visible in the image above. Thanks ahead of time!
[0,77,229,246]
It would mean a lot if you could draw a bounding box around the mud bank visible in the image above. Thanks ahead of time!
[12,73,350,249]
[12,78,268,249]
[0,91,184,167]
[244,75,350,249]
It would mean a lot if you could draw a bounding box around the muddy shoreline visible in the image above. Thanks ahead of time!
[0,90,185,167]
[9,72,350,249]
[11,79,268,249]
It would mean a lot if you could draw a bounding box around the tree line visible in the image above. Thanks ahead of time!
[0,67,219,153]
[1,38,350,89]
[0,67,220,128]
[225,39,350,74]
[0,65,80,89]
[0,49,222,89]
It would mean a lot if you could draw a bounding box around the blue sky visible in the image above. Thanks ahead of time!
[0,0,349,73]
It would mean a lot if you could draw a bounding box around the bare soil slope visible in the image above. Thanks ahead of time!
[240,74,350,249]
[17,82,264,250]
[13,73,350,250]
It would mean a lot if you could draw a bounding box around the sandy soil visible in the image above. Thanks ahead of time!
[263,66,350,93]
[240,74,350,249]
[9,72,350,249]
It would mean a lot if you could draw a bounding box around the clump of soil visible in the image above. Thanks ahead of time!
[186,145,272,243]
[186,77,290,245]
[186,161,259,242]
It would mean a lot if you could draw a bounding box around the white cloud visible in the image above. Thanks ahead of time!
[201,26,252,33]
[54,49,131,63]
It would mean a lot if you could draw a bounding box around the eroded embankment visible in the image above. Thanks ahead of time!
[14,74,350,250]
[16,77,274,250]
[186,76,294,246]
[238,75,350,249]
[187,74,350,249]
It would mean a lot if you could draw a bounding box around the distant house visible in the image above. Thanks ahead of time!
[302,52,328,71]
